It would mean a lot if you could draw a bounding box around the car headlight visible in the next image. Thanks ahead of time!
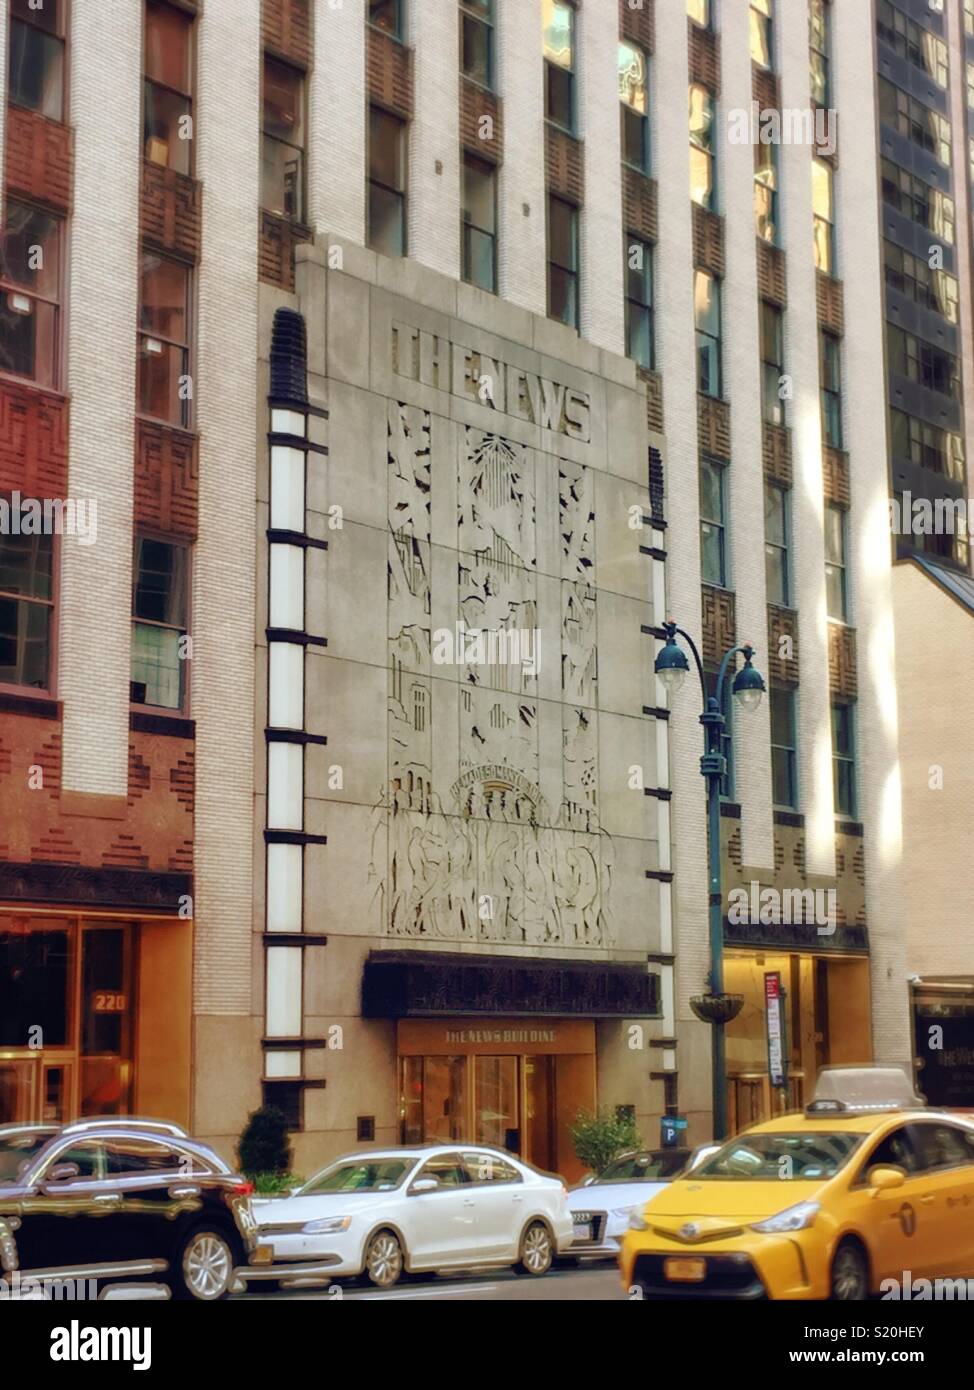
[627,1209,649,1231]
[302,1216,353,1234]
[751,1201,820,1234]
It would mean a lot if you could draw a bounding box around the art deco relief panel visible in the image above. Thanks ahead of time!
[366,402,649,954]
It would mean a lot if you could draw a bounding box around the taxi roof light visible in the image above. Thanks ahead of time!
[806,1065,925,1116]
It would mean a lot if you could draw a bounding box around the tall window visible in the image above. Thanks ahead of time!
[547,195,579,329]
[694,269,721,397]
[831,700,857,818]
[825,504,848,622]
[688,0,711,29]
[144,1,193,175]
[754,140,778,244]
[809,0,830,106]
[750,0,773,68]
[812,157,834,274]
[131,537,189,711]
[890,408,965,481]
[0,527,53,690]
[370,0,404,39]
[764,481,790,606]
[368,106,407,256]
[262,57,305,222]
[8,0,65,122]
[689,84,716,210]
[883,241,958,323]
[625,235,653,369]
[461,0,494,89]
[880,160,954,243]
[699,457,726,587]
[770,687,797,809]
[760,301,784,426]
[877,2,947,88]
[462,154,496,293]
[138,253,191,428]
[543,0,575,134]
[0,199,61,388]
[820,330,842,449]
[879,80,951,165]
[619,42,649,173]
[887,325,959,399]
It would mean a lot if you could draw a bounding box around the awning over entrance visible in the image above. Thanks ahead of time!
[362,950,660,1019]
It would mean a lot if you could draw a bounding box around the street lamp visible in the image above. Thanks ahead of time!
[655,619,766,1141]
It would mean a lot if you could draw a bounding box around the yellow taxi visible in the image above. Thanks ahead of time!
[619,1066,974,1300]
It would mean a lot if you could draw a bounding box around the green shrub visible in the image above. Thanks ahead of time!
[250,1171,305,1196]
[237,1104,292,1177]
[569,1108,642,1176]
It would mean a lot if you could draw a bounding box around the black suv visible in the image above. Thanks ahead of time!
[0,1122,260,1300]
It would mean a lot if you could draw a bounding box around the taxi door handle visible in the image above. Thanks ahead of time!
[93,1194,121,1206]
[920,1195,936,1205]
[169,1186,201,1199]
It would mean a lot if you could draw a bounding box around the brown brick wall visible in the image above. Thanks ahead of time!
[639,368,664,434]
[367,25,414,119]
[5,106,73,214]
[756,240,787,306]
[460,78,503,163]
[622,167,657,242]
[134,420,199,540]
[823,446,851,507]
[140,161,202,262]
[828,622,858,699]
[692,203,724,276]
[545,125,584,204]
[258,209,312,291]
[702,584,736,667]
[620,0,654,50]
[767,604,800,685]
[816,271,844,334]
[697,393,731,461]
[762,422,792,485]
[752,64,779,111]
[688,21,720,93]
[262,0,312,68]
[0,380,69,500]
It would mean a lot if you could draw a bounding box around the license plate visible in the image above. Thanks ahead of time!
[250,1245,274,1266]
[664,1257,705,1282]
[573,1223,592,1241]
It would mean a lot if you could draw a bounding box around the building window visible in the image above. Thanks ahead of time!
[370,0,404,40]
[760,301,784,426]
[880,159,954,244]
[547,195,579,329]
[879,79,951,166]
[0,526,53,690]
[699,456,726,587]
[689,83,716,210]
[368,106,407,257]
[8,0,65,123]
[820,330,842,449]
[262,1081,303,1131]
[0,199,61,389]
[812,157,834,275]
[750,0,773,69]
[144,0,193,176]
[131,537,188,711]
[262,57,305,222]
[764,481,790,607]
[462,153,496,293]
[890,408,965,481]
[770,687,797,809]
[543,0,575,134]
[809,0,830,106]
[831,700,857,818]
[625,235,653,370]
[461,0,494,89]
[887,324,959,399]
[883,241,958,324]
[876,2,947,88]
[619,42,650,173]
[825,503,848,623]
[138,253,191,428]
[688,0,711,29]
[694,269,721,397]
[754,139,778,244]
[705,670,734,799]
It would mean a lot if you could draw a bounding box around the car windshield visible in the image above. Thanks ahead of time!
[693,1132,866,1181]
[597,1152,687,1182]
[300,1159,412,1194]
[0,1132,54,1184]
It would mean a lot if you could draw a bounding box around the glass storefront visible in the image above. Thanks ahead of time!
[0,915,135,1124]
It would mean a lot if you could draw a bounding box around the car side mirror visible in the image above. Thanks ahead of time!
[409,1177,440,1195]
[46,1162,81,1185]
[868,1165,905,1193]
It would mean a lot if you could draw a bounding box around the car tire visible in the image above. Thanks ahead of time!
[362,1229,404,1289]
[830,1240,869,1301]
[169,1224,240,1302]
[514,1221,554,1277]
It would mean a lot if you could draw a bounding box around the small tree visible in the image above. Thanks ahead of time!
[570,1108,642,1177]
[237,1104,292,1177]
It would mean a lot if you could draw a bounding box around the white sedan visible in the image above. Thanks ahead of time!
[566,1145,719,1259]
[252,1145,574,1288]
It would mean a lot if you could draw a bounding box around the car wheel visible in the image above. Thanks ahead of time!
[170,1225,239,1302]
[363,1229,404,1289]
[830,1240,868,1301]
[514,1221,554,1277]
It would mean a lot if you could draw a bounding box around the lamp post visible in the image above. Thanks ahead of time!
[655,620,766,1141]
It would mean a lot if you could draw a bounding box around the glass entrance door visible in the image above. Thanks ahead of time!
[474,1056,519,1151]
[522,1055,556,1171]
[79,926,133,1116]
